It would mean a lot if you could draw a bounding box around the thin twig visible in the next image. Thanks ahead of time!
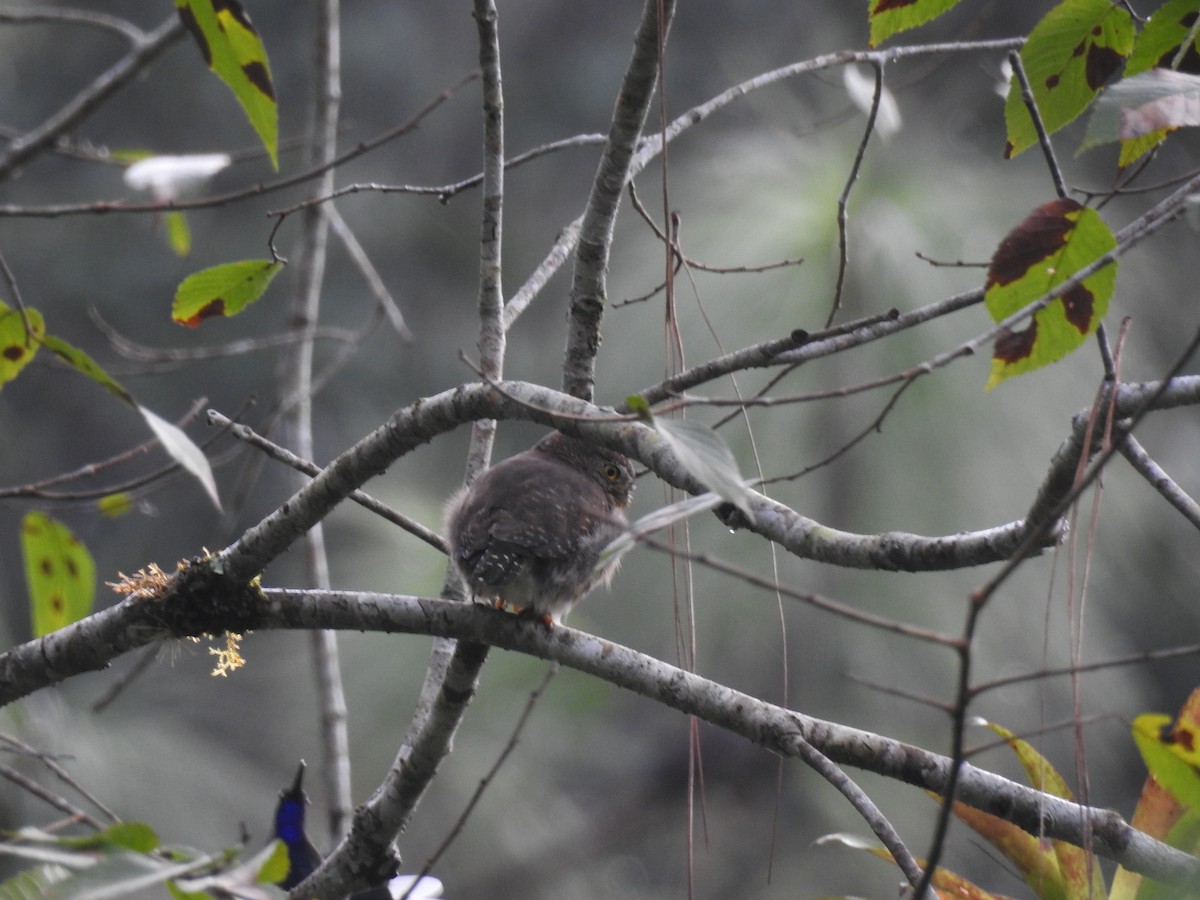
[0,732,120,823]
[637,535,958,645]
[1008,50,1067,199]
[0,16,184,178]
[0,6,147,43]
[797,737,927,895]
[828,59,884,327]
[0,759,106,831]
[1118,432,1200,529]
[207,410,445,552]
[0,72,480,217]
[326,205,413,340]
[399,665,558,900]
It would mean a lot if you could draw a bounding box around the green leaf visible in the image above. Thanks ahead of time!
[1004,0,1134,158]
[167,881,213,900]
[98,822,159,854]
[172,259,284,326]
[166,210,192,256]
[40,334,134,405]
[983,198,1116,390]
[654,418,754,518]
[174,0,278,168]
[0,864,73,899]
[98,493,135,517]
[57,822,160,854]
[107,148,156,164]
[0,300,45,388]
[21,512,96,637]
[624,395,652,420]
[254,840,290,885]
[139,406,221,511]
[867,0,963,48]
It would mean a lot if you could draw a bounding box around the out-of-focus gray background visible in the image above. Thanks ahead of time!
[2,2,1199,897]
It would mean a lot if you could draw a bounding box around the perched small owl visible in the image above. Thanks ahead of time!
[444,431,636,624]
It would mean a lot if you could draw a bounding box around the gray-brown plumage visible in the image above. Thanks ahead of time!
[444,431,635,624]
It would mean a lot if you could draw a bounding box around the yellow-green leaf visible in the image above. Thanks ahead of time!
[0,300,45,388]
[981,720,1073,798]
[40,334,135,405]
[172,259,284,326]
[1004,0,1134,158]
[98,493,135,517]
[174,0,278,168]
[867,0,963,48]
[22,512,96,637]
[950,800,1068,900]
[814,832,1004,898]
[1132,712,1200,810]
[61,822,159,854]
[978,720,1105,899]
[984,198,1116,390]
[166,210,192,256]
[254,840,290,885]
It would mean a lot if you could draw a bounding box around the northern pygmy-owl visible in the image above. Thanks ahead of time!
[444,431,636,624]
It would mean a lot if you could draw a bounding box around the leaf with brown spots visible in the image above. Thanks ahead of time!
[983,198,1117,390]
[1114,688,1200,897]
[0,300,45,389]
[174,0,278,167]
[867,0,962,46]
[1004,0,1133,158]
[1129,0,1200,77]
[1130,711,1200,824]
[21,511,96,637]
[172,259,284,327]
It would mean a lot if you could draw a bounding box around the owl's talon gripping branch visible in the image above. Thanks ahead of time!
[444,431,636,625]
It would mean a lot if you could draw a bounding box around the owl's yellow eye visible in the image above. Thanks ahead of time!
[604,464,622,481]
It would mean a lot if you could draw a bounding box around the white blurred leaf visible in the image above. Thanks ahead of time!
[654,418,754,518]
[843,65,902,138]
[1084,69,1200,149]
[124,153,231,201]
[139,406,221,511]
[597,492,727,571]
[383,874,445,898]
[813,832,881,851]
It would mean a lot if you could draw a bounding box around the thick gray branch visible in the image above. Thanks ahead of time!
[562,0,675,401]
[2,591,1195,896]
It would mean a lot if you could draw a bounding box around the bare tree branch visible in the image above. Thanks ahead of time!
[3,590,1198,896]
[0,15,184,178]
[563,0,676,401]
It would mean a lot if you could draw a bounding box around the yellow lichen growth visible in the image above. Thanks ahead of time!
[106,562,174,601]
[207,632,245,677]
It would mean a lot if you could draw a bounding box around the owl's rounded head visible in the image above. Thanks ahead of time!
[533,431,636,508]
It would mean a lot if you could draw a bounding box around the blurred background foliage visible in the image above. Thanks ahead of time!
[2,1,1200,897]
